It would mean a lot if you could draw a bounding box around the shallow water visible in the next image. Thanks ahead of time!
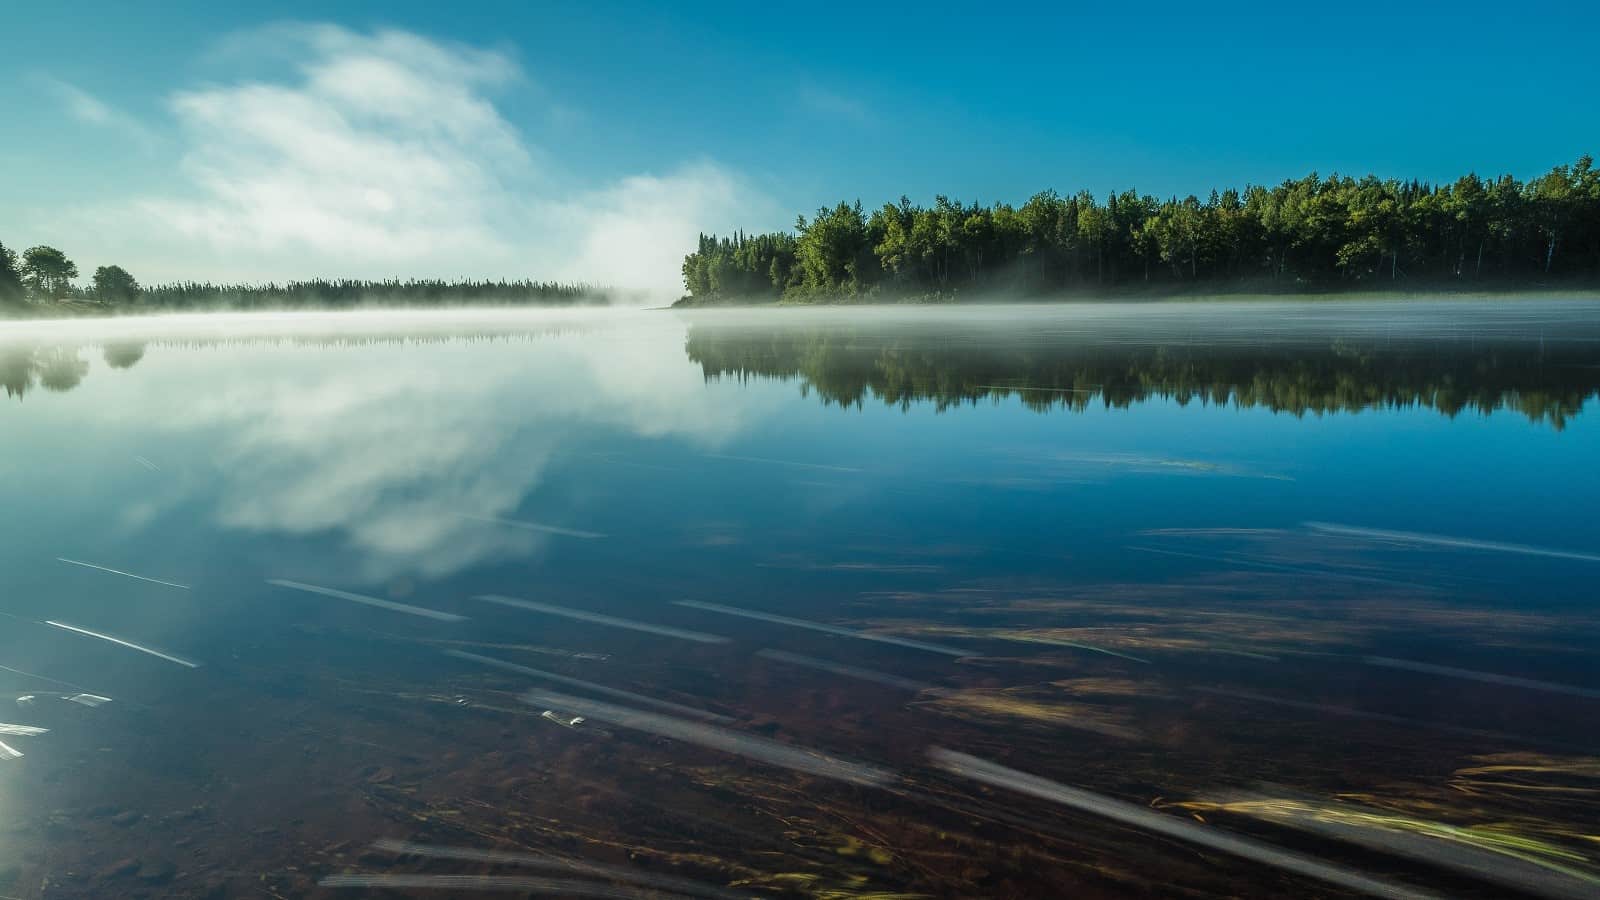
[1,301,1598,898]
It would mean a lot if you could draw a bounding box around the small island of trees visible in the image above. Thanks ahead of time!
[678,155,1600,304]
[0,240,609,317]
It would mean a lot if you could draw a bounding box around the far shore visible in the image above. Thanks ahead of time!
[670,287,1600,309]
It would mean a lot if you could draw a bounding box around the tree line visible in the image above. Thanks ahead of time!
[679,155,1600,303]
[0,241,609,315]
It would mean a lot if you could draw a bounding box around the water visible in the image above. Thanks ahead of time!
[1,301,1598,898]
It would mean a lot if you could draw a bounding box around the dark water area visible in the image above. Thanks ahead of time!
[1,301,1598,899]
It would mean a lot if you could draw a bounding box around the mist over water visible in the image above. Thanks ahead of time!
[2,299,1599,898]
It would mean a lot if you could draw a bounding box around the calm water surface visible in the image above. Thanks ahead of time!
[1,301,1598,898]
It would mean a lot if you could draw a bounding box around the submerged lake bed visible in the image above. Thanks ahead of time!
[2,300,1599,898]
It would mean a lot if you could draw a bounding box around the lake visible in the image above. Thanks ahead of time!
[2,300,1598,899]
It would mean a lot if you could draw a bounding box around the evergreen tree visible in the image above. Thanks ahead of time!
[0,241,25,308]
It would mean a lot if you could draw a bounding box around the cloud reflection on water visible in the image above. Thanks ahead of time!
[2,311,773,581]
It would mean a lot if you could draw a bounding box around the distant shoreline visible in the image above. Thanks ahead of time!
[669,286,1600,308]
[0,297,615,321]
[0,252,615,318]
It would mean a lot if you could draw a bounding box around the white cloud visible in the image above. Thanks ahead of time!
[68,24,773,299]
[38,76,158,149]
[51,79,114,124]
[556,163,753,294]
[141,27,530,269]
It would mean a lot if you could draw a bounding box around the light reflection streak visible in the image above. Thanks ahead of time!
[478,595,728,644]
[520,688,894,787]
[444,650,733,723]
[56,557,190,590]
[1194,791,1600,900]
[368,839,750,899]
[674,599,968,656]
[43,620,201,669]
[267,579,467,623]
[930,749,1441,900]
[1305,522,1600,564]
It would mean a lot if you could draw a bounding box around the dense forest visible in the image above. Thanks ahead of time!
[683,321,1599,428]
[678,156,1600,304]
[0,240,609,316]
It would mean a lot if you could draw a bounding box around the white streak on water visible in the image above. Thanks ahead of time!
[44,621,201,669]
[1051,453,1294,481]
[1127,544,1418,588]
[766,562,945,574]
[1363,657,1600,699]
[0,724,48,736]
[827,563,941,572]
[0,741,20,760]
[0,662,88,691]
[1206,648,1281,662]
[1204,790,1600,900]
[674,599,968,656]
[56,557,190,590]
[984,632,1151,664]
[1305,522,1600,564]
[456,513,606,539]
[444,650,733,722]
[520,688,895,787]
[268,579,467,623]
[756,648,935,692]
[132,455,160,471]
[930,749,1442,900]
[65,693,113,707]
[368,839,750,899]
[1190,687,1569,748]
[704,453,862,473]
[1138,527,1286,537]
[319,874,687,898]
[478,595,727,644]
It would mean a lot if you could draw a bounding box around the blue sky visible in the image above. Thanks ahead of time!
[2,1,1596,293]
